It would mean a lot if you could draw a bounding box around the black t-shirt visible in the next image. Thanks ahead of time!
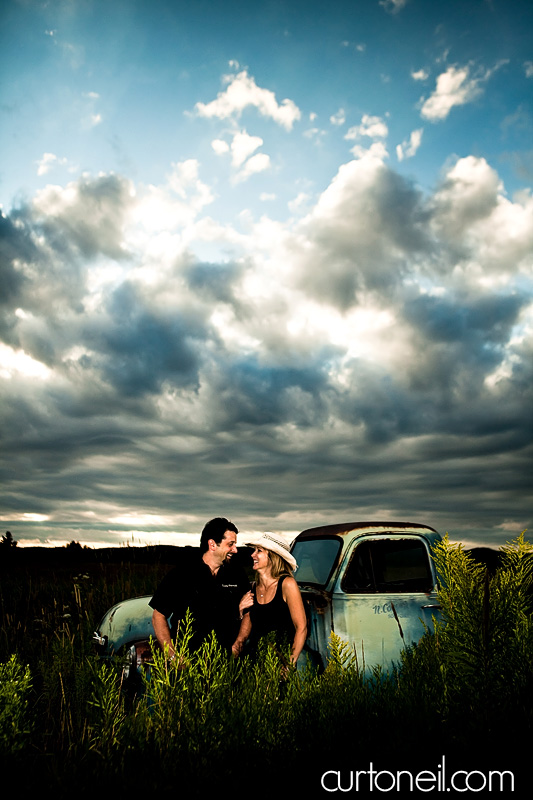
[149,554,250,651]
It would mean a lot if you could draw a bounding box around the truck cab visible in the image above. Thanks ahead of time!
[291,521,442,673]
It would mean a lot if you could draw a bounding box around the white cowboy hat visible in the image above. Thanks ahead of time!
[245,531,298,571]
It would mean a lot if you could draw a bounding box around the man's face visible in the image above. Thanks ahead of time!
[215,529,238,562]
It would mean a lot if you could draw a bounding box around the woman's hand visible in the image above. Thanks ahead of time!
[238,590,254,617]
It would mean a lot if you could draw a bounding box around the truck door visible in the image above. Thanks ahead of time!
[331,535,441,672]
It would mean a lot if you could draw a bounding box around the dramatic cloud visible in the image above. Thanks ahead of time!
[291,149,429,307]
[2,142,530,547]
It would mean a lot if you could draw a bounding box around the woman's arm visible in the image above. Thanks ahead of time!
[282,577,308,664]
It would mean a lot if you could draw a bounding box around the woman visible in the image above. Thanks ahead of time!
[232,532,307,667]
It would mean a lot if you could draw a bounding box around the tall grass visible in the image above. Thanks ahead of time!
[0,535,531,795]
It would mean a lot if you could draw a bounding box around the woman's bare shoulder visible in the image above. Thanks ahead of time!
[281,575,300,595]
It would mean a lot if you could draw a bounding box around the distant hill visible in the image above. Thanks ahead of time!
[0,543,254,571]
[0,543,185,567]
[0,542,512,578]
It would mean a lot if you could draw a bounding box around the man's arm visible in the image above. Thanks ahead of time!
[152,609,175,659]
[231,611,252,656]
[231,588,254,655]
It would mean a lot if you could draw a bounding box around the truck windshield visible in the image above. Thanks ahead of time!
[291,537,342,586]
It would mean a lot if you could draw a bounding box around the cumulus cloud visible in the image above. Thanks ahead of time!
[345,114,389,141]
[234,152,271,183]
[194,69,301,130]
[396,129,423,161]
[211,130,270,182]
[291,150,429,308]
[36,152,69,176]
[420,65,482,121]
[431,156,502,237]
[211,139,230,155]
[431,156,533,277]
[230,131,264,167]
[30,173,134,262]
[134,159,215,232]
[330,108,346,126]
[420,63,505,121]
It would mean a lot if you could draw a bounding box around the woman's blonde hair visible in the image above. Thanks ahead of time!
[267,550,294,579]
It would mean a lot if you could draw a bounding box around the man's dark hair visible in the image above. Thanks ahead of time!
[200,517,238,553]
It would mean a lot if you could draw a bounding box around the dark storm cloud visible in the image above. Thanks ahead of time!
[85,281,206,396]
[0,213,31,307]
[405,292,524,347]
[400,291,527,399]
[333,363,422,444]
[184,260,244,304]
[202,355,331,429]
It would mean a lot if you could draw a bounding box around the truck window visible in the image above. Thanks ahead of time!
[291,537,342,586]
[341,538,434,593]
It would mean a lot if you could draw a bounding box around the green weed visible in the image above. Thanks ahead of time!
[0,654,33,753]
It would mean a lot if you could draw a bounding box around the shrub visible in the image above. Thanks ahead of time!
[0,654,33,753]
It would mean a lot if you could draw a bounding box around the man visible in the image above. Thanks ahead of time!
[150,517,252,658]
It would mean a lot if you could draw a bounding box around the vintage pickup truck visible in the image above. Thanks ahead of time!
[290,520,442,672]
[93,520,442,676]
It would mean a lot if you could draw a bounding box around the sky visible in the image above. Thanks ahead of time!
[0,0,532,551]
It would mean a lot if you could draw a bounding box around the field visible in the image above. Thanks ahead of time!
[1,535,532,797]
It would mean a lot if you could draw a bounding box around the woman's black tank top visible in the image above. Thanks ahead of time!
[248,575,295,648]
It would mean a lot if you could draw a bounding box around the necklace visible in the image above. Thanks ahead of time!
[258,579,277,598]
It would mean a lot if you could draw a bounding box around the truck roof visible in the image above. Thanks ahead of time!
[294,520,438,539]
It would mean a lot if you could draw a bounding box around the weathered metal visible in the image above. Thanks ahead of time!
[93,595,155,677]
[291,521,442,673]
